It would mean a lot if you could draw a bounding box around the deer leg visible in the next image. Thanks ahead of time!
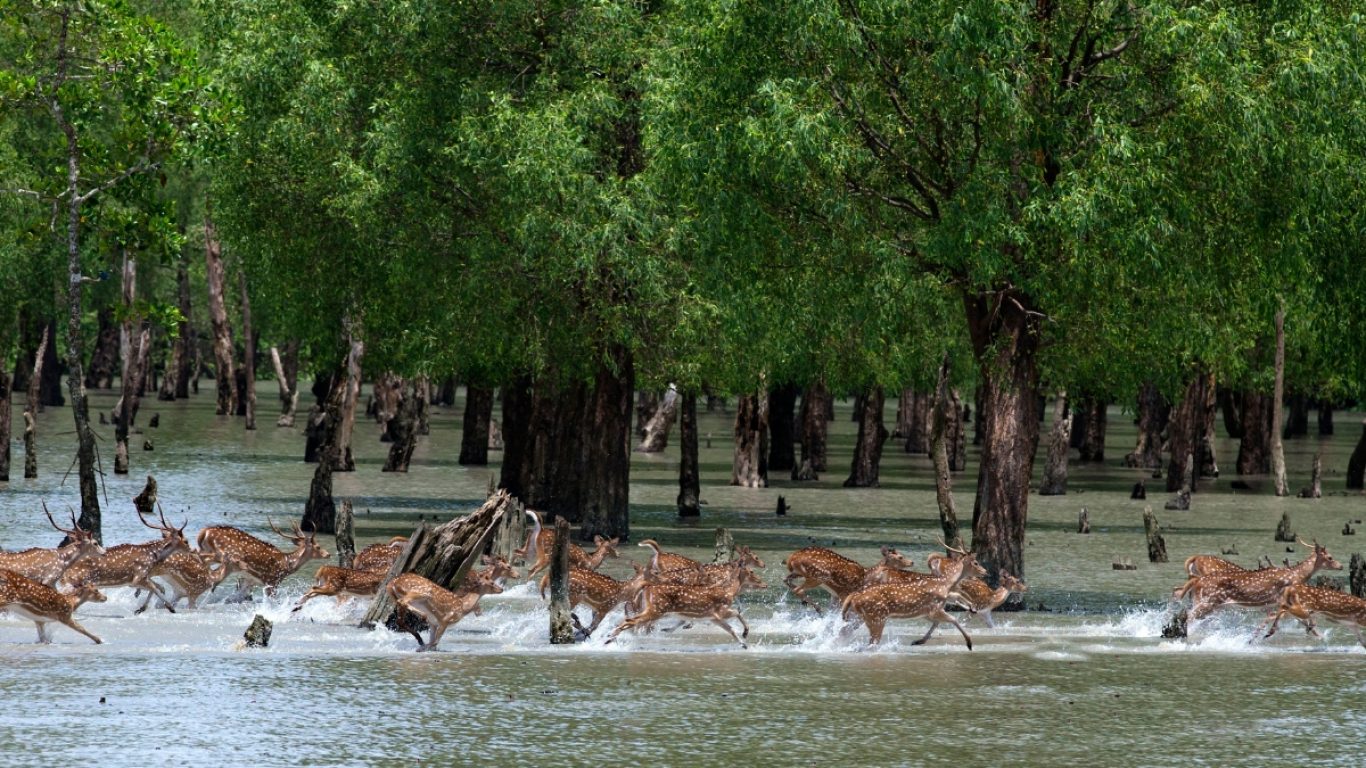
[911,622,940,646]
[422,620,450,652]
[1264,609,1287,639]
[61,617,102,645]
[291,589,322,613]
[708,616,747,649]
[785,576,823,613]
[392,603,428,650]
[865,618,885,646]
[134,577,175,614]
[927,608,972,651]
[35,621,50,644]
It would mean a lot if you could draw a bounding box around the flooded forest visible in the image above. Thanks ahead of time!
[2,1,1366,766]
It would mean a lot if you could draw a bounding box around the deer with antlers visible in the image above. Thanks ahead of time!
[388,566,505,651]
[1173,539,1342,622]
[197,518,329,600]
[0,504,105,586]
[782,545,916,612]
[606,564,768,648]
[952,572,1027,627]
[58,509,192,614]
[0,568,107,644]
[1263,584,1366,646]
[840,543,986,648]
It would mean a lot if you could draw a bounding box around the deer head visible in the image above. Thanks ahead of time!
[141,505,192,559]
[879,545,915,570]
[45,502,105,559]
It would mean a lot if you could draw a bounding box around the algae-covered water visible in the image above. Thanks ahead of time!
[2,387,1364,766]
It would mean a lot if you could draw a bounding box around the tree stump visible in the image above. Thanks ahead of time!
[1078,508,1090,534]
[1161,609,1188,639]
[1131,480,1146,500]
[713,528,735,564]
[1297,448,1323,499]
[243,615,273,648]
[677,390,701,517]
[775,496,788,516]
[1144,507,1167,563]
[1350,554,1366,599]
[133,475,158,517]
[22,412,36,479]
[148,413,159,428]
[549,517,575,645]
[1164,454,1193,510]
[1039,391,1072,496]
[335,500,356,569]
[635,384,680,453]
[1274,512,1296,542]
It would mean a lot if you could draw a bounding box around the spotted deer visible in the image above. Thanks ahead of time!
[606,565,768,648]
[0,568,107,644]
[782,546,916,612]
[58,510,191,613]
[197,518,330,599]
[1264,584,1366,646]
[525,526,619,580]
[952,572,1027,627]
[0,505,105,586]
[387,567,504,651]
[1184,554,1263,578]
[840,545,987,647]
[351,536,408,573]
[135,551,215,612]
[1173,539,1342,621]
[557,562,652,636]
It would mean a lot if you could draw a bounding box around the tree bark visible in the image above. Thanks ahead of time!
[1284,393,1309,439]
[1219,388,1244,439]
[84,307,118,390]
[382,379,420,473]
[1038,391,1072,496]
[22,327,50,480]
[0,356,10,482]
[1236,392,1272,475]
[795,379,828,479]
[204,214,237,416]
[270,342,300,427]
[1271,309,1288,496]
[1125,382,1169,469]
[1077,398,1107,463]
[1167,374,1210,493]
[945,388,967,472]
[414,375,431,436]
[576,344,634,542]
[435,376,456,407]
[239,271,257,430]
[1318,402,1334,437]
[844,385,888,487]
[549,517,574,644]
[1198,372,1219,479]
[904,391,932,454]
[973,386,986,446]
[636,384,680,453]
[1349,419,1366,491]
[930,357,962,549]
[333,335,363,472]
[459,385,494,466]
[635,389,658,441]
[114,252,145,475]
[302,362,347,534]
[766,383,798,471]
[731,391,768,488]
[498,376,534,500]
[678,389,700,517]
[894,388,915,439]
[965,290,1042,585]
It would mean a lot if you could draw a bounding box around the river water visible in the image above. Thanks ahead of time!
[2,388,1364,766]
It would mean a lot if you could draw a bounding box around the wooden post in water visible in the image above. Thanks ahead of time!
[133,475,157,517]
[1350,554,1366,599]
[713,527,735,564]
[1274,512,1296,542]
[336,499,356,569]
[549,517,574,644]
[1143,507,1167,563]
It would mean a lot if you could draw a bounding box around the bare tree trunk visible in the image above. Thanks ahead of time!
[766,383,798,471]
[204,214,237,416]
[1199,372,1219,479]
[415,375,431,436]
[894,387,914,439]
[678,390,700,517]
[1284,393,1309,439]
[23,327,49,480]
[844,385,887,487]
[1348,419,1366,491]
[795,379,828,479]
[1077,398,1107,463]
[946,388,967,471]
[269,343,300,427]
[576,345,634,542]
[1271,308,1288,496]
[114,252,144,475]
[635,390,658,442]
[1167,374,1208,493]
[930,357,962,549]
[382,379,420,473]
[435,376,456,407]
[1038,391,1072,496]
[904,391,931,454]
[85,307,118,389]
[731,390,768,488]
[1125,382,1168,469]
[459,385,494,466]
[1236,392,1272,475]
[498,376,533,499]
[1318,402,1334,437]
[303,361,347,534]
[0,355,10,482]
[334,335,363,472]
[636,384,679,453]
[1220,388,1244,439]
[549,517,574,644]
[239,272,257,430]
[175,258,194,399]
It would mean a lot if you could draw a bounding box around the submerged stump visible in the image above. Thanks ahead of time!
[1274,513,1296,543]
[1143,507,1168,563]
[243,615,273,648]
[549,517,575,645]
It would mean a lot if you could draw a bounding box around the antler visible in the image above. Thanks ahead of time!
[138,506,166,531]
[42,500,73,535]
[936,537,970,556]
[266,516,295,540]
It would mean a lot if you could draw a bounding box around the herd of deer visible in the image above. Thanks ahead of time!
[4,504,1366,652]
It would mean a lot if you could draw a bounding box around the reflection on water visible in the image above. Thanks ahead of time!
[3,387,1366,766]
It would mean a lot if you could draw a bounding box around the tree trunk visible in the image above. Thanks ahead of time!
[795,379,828,479]
[965,290,1042,585]
[1219,388,1244,439]
[904,391,932,454]
[549,517,575,644]
[1125,382,1168,469]
[894,388,915,439]
[1038,391,1072,496]
[239,272,257,430]
[38,318,63,409]
[973,386,986,446]
[270,342,300,427]
[1166,374,1208,493]
[766,383,798,471]
[334,335,363,472]
[302,362,347,534]
[1284,393,1309,439]
[0,357,10,482]
[930,357,963,550]
[84,307,118,389]
[1349,419,1366,491]
[382,379,420,473]
[844,385,888,487]
[498,376,534,499]
[159,256,192,401]
[636,384,680,453]
[458,385,494,466]
[1298,447,1323,499]
[204,215,237,416]
[678,390,700,517]
[1198,372,1219,479]
[1078,398,1107,463]
[731,391,768,488]
[1271,309,1288,496]
[946,388,967,471]
[414,375,431,436]
[635,390,658,441]
[576,344,634,542]
[114,252,142,475]
[1236,392,1272,475]
[435,376,456,407]
[22,327,50,481]
[1318,402,1334,437]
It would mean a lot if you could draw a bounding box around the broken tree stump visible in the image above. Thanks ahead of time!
[549,517,574,645]
[1161,609,1188,639]
[1078,508,1090,534]
[243,615,273,648]
[336,499,356,569]
[360,490,516,631]
[149,413,159,429]
[1131,480,1146,500]
[133,475,157,517]
[1298,449,1323,499]
[1274,512,1296,542]
[775,495,788,516]
[1144,507,1168,563]
[713,528,735,564]
[1350,554,1366,599]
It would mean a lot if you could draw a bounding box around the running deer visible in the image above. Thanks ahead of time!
[952,572,1027,627]
[1173,539,1342,621]
[58,509,191,613]
[782,545,916,612]
[351,536,408,572]
[1183,554,1264,578]
[294,555,517,614]
[606,565,768,648]
[637,539,766,575]
[135,552,215,612]
[524,522,619,579]
[197,518,330,599]
[0,568,107,644]
[558,562,652,636]
[1264,584,1366,646]
[0,505,105,586]
[387,567,504,651]
[840,544,987,647]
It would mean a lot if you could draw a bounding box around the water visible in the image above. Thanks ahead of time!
[3,387,1366,766]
